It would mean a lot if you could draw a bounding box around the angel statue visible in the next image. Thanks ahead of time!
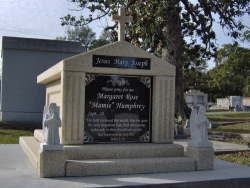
[190,106,210,144]
[43,103,61,145]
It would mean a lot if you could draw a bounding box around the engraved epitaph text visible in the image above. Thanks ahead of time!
[84,74,151,143]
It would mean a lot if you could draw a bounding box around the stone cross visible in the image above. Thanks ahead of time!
[111,7,133,41]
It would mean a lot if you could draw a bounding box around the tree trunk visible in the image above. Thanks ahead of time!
[162,0,191,118]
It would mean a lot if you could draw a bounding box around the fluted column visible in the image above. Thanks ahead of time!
[61,71,85,144]
[152,76,175,143]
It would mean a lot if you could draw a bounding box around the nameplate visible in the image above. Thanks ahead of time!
[93,55,150,70]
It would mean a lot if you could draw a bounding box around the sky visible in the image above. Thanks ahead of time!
[0,0,249,71]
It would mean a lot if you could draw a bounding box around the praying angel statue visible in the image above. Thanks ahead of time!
[43,103,61,145]
[190,106,210,144]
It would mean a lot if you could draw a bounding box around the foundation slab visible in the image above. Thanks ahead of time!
[66,157,195,176]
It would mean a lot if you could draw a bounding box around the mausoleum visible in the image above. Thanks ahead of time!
[184,89,208,108]
[20,8,214,177]
[1,36,85,123]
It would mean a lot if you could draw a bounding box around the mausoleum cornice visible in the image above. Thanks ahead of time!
[37,41,176,84]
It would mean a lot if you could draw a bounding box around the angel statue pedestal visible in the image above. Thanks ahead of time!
[186,106,214,171]
[38,103,66,178]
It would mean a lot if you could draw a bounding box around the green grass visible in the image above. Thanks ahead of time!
[0,129,33,144]
[207,109,229,113]
[215,151,250,167]
[208,111,250,134]
[207,112,250,166]
[210,122,250,134]
[207,112,250,123]
[217,139,249,145]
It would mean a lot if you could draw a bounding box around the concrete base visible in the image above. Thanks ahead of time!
[40,143,64,150]
[34,129,43,143]
[186,146,214,170]
[188,140,213,148]
[20,136,66,177]
[20,132,197,178]
[5,144,250,187]
[64,143,185,160]
[66,157,195,176]
[38,149,66,178]
[19,136,39,170]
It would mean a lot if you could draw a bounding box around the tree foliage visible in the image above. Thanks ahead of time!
[243,76,250,97]
[183,60,208,92]
[56,26,96,50]
[89,38,110,50]
[56,26,111,50]
[242,30,250,44]
[214,43,239,66]
[208,44,250,97]
[61,0,250,117]
[89,29,111,50]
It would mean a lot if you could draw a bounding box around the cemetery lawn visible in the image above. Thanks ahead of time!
[207,112,250,167]
[0,128,33,144]
[215,151,250,167]
[206,112,250,124]
[209,122,250,134]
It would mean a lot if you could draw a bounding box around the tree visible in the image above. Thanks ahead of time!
[183,63,209,93]
[214,43,238,66]
[61,0,250,118]
[89,38,110,50]
[56,26,96,50]
[242,30,250,44]
[208,44,250,97]
[243,76,250,97]
[89,30,111,50]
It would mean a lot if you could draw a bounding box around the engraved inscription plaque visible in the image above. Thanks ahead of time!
[84,74,151,143]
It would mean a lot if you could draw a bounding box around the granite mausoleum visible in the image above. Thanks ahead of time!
[184,89,208,108]
[1,36,85,123]
[20,8,213,177]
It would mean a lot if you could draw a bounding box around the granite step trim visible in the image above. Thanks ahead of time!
[19,136,40,170]
[64,143,185,160]
[34,129,43,143]
[66,157,195,176]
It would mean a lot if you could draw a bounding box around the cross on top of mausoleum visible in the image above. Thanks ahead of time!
[111,7,133,41]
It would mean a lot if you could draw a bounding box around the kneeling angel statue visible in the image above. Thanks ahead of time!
[43,103,61,145]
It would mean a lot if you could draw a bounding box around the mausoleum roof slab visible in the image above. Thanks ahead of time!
[38,41,175,84]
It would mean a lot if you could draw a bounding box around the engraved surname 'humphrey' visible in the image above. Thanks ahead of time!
[116,102,145,111]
